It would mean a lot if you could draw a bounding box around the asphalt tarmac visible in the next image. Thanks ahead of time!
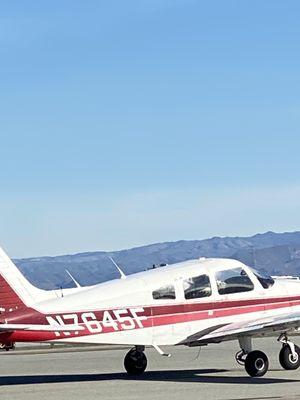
[1,338,300,400]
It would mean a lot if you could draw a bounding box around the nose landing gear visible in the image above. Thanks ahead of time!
[124,346,147,375]
[278,334,300,370]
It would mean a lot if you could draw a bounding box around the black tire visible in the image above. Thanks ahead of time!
[244,350,269,377]
[279,344,300,370]
[124,349,147,375]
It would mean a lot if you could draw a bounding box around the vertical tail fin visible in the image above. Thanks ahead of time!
[0,247,88,312]
[0,262,26,312]
[0,247,66,312]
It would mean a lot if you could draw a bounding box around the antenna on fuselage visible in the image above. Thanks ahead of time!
[108,257,126,280]
[65,269,82,288]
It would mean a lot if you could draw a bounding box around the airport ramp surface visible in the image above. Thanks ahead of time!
[0,338,300,400]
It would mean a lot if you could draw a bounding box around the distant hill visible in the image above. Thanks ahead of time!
[14,231,300,290]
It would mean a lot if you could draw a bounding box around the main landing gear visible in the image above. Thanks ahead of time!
[124,346,147,375]
[0,342,15,351]
[236,334,300,377]
[236,337,269,377]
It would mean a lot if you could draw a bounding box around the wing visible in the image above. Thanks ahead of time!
[0,323,84,332]
[179,312,300,346]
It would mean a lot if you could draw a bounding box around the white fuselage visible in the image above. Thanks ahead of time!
[9,258,299,347]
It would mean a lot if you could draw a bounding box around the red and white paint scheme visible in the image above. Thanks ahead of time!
[1,247,300,377]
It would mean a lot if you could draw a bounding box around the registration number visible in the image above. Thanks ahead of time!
[46,307,147,337]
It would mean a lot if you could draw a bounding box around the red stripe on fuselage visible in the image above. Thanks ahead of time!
[151,295,300,316]
[3,295,300,343]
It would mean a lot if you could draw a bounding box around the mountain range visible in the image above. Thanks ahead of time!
[14,231,300,290]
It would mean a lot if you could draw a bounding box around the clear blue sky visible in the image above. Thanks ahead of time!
[1,0,300,257]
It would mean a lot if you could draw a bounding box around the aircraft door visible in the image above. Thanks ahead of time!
[181,273,216,340]
[213,266,269,320]
[150,278,189,346]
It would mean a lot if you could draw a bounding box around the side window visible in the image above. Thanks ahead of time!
[250,267,274,289]
[152,284,176,300]
[216,268,254,295]
[183,274,211,299]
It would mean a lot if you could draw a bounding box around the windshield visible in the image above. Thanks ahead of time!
[250,267,274,289]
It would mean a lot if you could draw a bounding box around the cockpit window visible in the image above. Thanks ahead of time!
[216,267,254,295]
[183,274,211,299]
[152,284,176,300]
[250,267,274,289]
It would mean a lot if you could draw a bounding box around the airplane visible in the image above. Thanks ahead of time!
[1,246,300,378]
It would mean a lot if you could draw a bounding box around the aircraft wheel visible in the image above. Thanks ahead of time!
[244,350,269,377]
[0,342,15,351]
[124,348,147,375]
[279,344,300,370]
